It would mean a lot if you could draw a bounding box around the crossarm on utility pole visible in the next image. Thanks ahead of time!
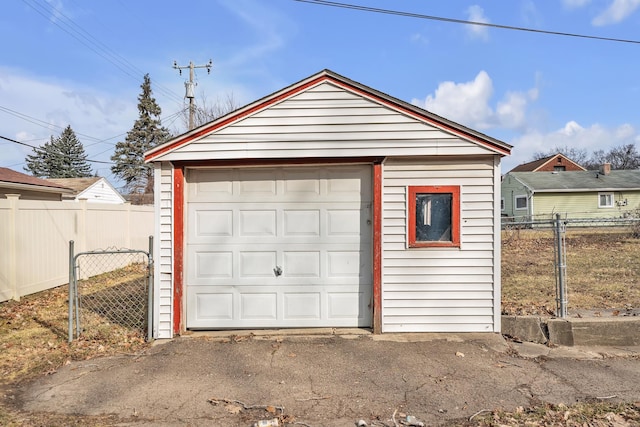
[172,59,213,130]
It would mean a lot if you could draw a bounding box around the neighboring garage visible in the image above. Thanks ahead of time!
[145,69,512,338]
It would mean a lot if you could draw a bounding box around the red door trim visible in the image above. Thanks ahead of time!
[171,158,384,334]
[173,165,185,335]
[372,162,383,333]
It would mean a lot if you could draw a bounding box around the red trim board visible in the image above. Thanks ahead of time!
[170,158,384,334]
[172,166,185,335]
[372,162,383,333]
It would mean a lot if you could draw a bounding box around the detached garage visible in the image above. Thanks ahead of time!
[145,69,511,339]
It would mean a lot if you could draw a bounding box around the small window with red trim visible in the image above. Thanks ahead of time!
[408,185,460,248]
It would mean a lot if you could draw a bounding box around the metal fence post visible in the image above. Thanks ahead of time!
[68,240,74,343]
[147,235,154,341]
[554,214,568,318]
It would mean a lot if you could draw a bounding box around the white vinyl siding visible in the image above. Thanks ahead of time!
[155,162,173,339]
[76,179,125,204]
[381,157,497,333]
[156,82,496,162]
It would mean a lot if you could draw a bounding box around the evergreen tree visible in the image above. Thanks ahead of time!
[24,125,93,178]
[111,74,170,196]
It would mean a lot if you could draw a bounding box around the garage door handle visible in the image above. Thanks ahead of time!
[273,266,283,277]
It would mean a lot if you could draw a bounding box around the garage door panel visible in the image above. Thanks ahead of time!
[283,210,320,236]
[187,285,371,328]
[239,251,277,277]
[239,210,276,236]
[283,251,320,277]
[195,210,232,237]
[195,251,233,278]
[241,293,277,319]
[327,209,365,236]
[188,203,368,244]
[196,293,233,320]
[186,165,372,329]
[328,292,368,318]
[284,293,321,319]
[327,251,364,277]
[187,244,370,285]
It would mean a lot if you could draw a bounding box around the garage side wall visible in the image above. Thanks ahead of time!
[382,156,498,332]
[154,162,174,338]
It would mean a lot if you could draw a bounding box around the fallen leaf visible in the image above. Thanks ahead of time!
[266,405,276,414]
[225,404,242,415]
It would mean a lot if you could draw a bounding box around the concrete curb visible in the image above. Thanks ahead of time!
[502,315,640,346]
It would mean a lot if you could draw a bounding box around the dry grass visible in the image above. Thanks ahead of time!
[0,266,150,426]
[502,227,640,316]
[463,402,640,426]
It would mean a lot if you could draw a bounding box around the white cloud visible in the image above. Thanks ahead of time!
[465,5,490,41]
[592,0,640,25]
[0,67,137,180]
[562,0,591,9]
[218,0,293,68]
[505,121,640,170]
[412,71,538,131]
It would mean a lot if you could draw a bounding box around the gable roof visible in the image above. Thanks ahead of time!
[508,170,640,192]
[145,69,512,162]
[0,167,73,194]
[47,177,102,194]
[509,153,586,172]
[47,177,126,203]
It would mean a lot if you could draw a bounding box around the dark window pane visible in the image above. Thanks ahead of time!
[415,193,452,242]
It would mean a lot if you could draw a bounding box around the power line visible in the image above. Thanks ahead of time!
[0,134,114,165]
[294,0,640,45]
[0,105,104,142]
[20,0,184,105]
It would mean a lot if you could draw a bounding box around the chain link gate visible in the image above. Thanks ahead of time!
[68,237,153,342]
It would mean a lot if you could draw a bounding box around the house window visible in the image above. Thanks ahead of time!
[554,166,566,172]
[598,192,614,208]
[408,185,460,248]
[515,195,528,210]
[501,198,505,211]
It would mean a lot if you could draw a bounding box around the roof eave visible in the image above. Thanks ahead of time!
[0,181,74,194]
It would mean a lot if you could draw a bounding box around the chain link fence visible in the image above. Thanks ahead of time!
[68,238,153,342]
[501,217,640,318]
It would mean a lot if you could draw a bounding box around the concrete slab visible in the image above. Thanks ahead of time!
[502,315,640,347]
[502,315,547,344]
[568,317,640,346]
[12,334,640,427]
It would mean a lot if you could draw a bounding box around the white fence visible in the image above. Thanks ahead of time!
[0,195,154,302]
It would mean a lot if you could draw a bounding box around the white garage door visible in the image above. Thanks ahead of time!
[185,165,372,329]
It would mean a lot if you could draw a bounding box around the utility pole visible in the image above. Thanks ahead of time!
[173,59,213,130]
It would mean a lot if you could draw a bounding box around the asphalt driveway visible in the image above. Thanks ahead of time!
[12,331,640,426]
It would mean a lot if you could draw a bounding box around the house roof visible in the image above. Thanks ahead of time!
[47,177,101,194]
[508,170,640,192]
[145,69,512,162]
[509,153,586,172]
[0,167,73,194]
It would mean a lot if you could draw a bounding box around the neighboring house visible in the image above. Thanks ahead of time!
[502,164,640,221]
[47,177,126,204]
[508,153,586,173]
[0,167,73,201]
[144,69,512,338]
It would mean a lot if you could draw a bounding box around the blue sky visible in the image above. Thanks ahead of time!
[2,0,640,187]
